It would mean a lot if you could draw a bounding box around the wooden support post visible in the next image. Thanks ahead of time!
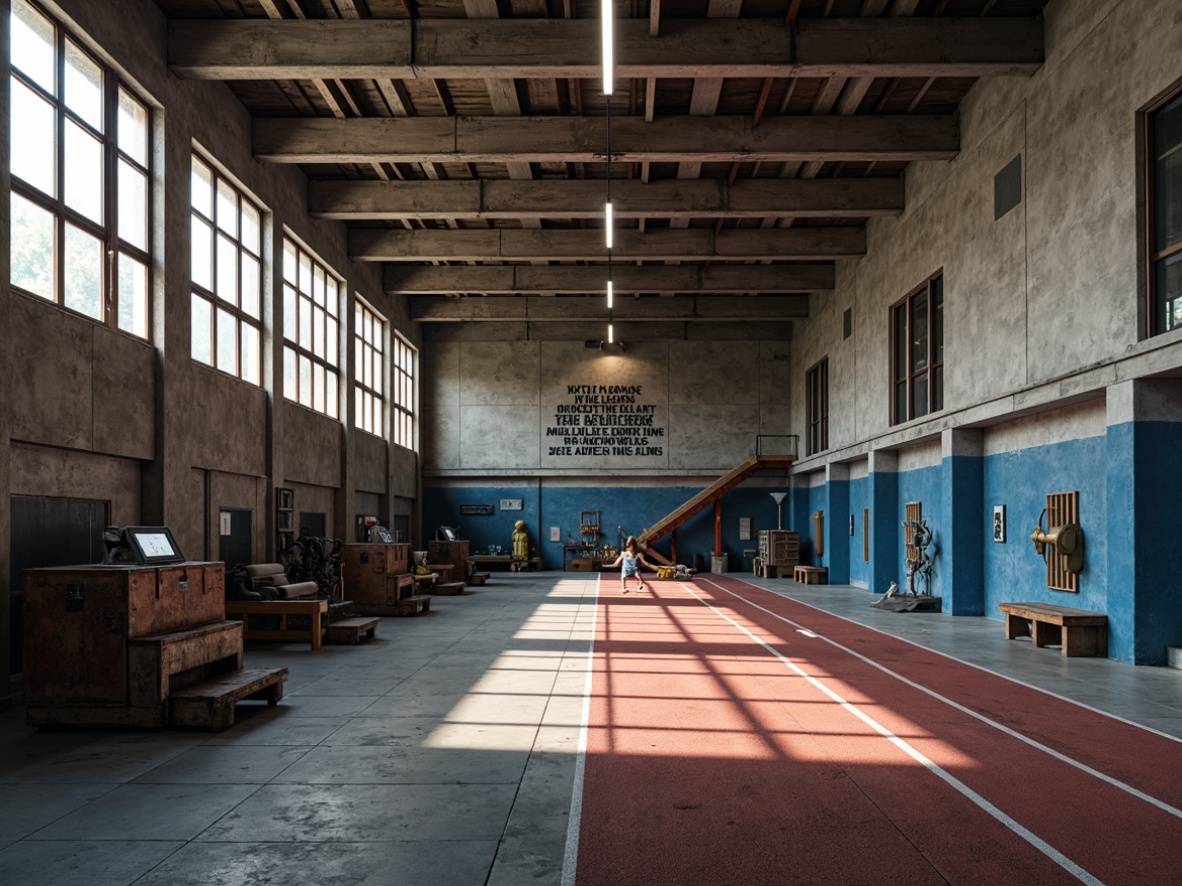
[671,529,678,565]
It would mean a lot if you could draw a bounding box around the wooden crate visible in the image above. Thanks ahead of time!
[342,544,411,605]
[429,540,471,581]
[758,530,800,568]
[353,573,415,615]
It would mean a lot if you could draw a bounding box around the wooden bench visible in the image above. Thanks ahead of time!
[395,593,432,616]
[998,602,1108,657]
[794,565,828,584]
[325,616,379,644]
[169,667,288,731]
[467,571,491,587]
[225,598,329,650]
[432,581,467,596]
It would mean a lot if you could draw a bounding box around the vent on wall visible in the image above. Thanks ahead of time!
[994,154,1022,220]
[843,308,853,340]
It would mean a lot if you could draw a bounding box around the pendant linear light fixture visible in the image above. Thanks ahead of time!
[602,0,614,343]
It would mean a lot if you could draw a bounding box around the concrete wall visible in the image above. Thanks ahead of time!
[0,0,424,698]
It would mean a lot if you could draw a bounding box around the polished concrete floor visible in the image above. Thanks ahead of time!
[1,571,1180,886]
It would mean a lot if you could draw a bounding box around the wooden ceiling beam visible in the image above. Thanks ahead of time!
[351,225,866,262]
[168,18,1044,80]
[408,294,811,321]
[310,177,904,220]
[258,114,958,164]
[384,263,833,295]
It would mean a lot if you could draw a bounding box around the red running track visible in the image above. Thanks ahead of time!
[571,574,1182,886]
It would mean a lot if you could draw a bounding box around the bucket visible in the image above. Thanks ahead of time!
[711,554,728,574]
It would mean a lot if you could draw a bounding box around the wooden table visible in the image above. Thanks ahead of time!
[225,599,329,650]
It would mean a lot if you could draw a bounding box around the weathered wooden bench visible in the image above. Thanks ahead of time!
[998,602,1108,657]
[225,598,329,650]
[794,565,828,584]
[467,571,491,587]
[169,667,288,731]
[325,616,380,644]
[431,581,467,596]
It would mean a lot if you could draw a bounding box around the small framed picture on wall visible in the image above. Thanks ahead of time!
[993,505,1006,543]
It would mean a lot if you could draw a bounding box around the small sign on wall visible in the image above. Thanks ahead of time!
[460,504,495,516]
[738,517,751,541]
[219,510,232,536]
[550,526,561,542]
[500,499,524,511]
[993,505,1006,543]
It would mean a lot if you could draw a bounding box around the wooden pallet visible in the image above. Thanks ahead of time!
[467,572,491,587]
[325,616,380,644]
[431,581,467,596]
[168,667,288,731]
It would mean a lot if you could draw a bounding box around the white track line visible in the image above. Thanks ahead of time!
[683,581,1105,886]
[703,576,1182,822]
[561,576,602,886]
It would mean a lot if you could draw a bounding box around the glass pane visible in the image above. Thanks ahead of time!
[932,279,944,364]
[1154,93,1182,253]
[63,222,103,320]
[313,307,324,358]
[241,254,260,319]
[911,291,928,372]
[64,41,103,130]
[216,307,237,374]
[191,294,212,365]
[64,120,103,222]
[356,387,364,431]
[912,372,929,420]
[117,88,148,167]
[216,233,237,304]
[117,253,149,339]
[191,216,213,290]
[216,179,237,236]
[283,285,297,341]
[313,266,326,306]
[299,296,311,349]
[373,350,382,395]
[191,157,212,218]
[327,371,338,419]
[327,277,339,317]
[298,250,311,293]
[241,323,260,386]
[932,365,944,413]
[283,239,297,284]
[11,79,56,195]
[326,316,338,366]
[893,305,907,381]
[11,0,56,91]
[363,343,372,388]
[299,355,312,407]
[314,363,325,413]
[894,382,907,425]
[1160,254,1182,331]
[118,160,148,250]
[241,201,260,254]
[10,193,55,300]
[284,346,297,401]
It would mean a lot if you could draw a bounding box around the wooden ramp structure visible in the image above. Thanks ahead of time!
[638,455,796,560]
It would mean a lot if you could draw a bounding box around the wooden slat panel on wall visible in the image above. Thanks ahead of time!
[1046,491,1079,593]
[904,502,922,563]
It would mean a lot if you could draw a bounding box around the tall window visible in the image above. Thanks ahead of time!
[283,238,340,418]
[190,156,263,384]
[891,274,944,425]
[392,334,416,450]
[355,300,385,436]
[805,357,828,456]
[9,0,152,338]
[1150,88,1182,334]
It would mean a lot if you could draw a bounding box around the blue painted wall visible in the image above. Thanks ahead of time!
[423,484,784,572]
[896,464,943,597]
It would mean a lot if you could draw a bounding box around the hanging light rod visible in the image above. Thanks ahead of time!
[601,0,613,95]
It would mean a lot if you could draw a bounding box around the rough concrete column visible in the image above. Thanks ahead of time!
[823,463,850,583]
[940,428,984,615]
[1105,379,1182,664]
[868,449,899,596]
[1,0,13,708]
[338,282,356,541]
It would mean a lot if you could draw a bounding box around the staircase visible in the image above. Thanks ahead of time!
[638,455,797,550]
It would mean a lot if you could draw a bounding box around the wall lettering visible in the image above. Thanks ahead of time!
[545,384,666,459]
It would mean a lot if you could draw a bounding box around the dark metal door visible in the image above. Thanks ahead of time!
[217,508,253,569]
[299,511,326,538]
[10,495,109,674]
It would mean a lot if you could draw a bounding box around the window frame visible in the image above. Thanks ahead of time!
[392,332,416,451]
[890,272,944,426]
[282,236,342,419]
[354,297,386,438]
[805,357,829,456]
[1146,82,1182,337]
[190,154,265,385]
[8,0,153,338]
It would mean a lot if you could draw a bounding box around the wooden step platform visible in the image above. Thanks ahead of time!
[325,616,380,644]
[794,565,829,584]
[753,560,791,579]
[431,581,467,596]
[168,667,289,731]
[467,572,491,587]
[354,594,432,617]
[128,620,244,708]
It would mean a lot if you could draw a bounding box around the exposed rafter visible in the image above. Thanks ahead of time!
[409,295,811,322]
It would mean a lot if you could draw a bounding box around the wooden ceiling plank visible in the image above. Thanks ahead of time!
[310,176,905,219]
[256,114,960,163]
[167,18,1045,81]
